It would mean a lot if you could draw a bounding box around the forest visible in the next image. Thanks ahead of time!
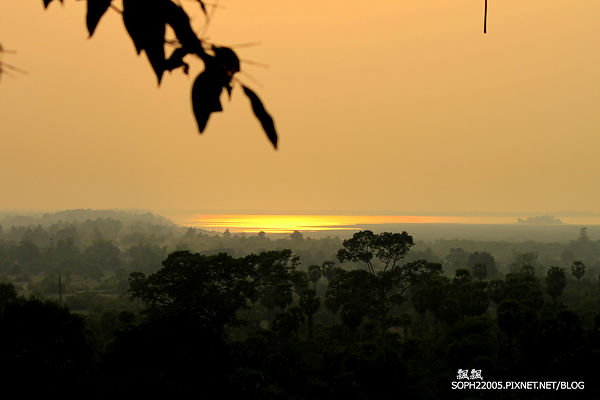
[2,1,598,398]
[0,210,598,398]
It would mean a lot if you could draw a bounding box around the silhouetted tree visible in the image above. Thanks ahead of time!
[579,227,589,241]
[129,251,245,327]
[307,264,322,290]
[472,263,487,281]
[398,313,411,338]
[298,288,320,338]
[497,299,539,344]
[487,279,505,306]
[546,266,566,303]
[337,231,440,343]
[467,251,497,278]
[504,271,544,310]
[50,237,81,273]
[445,247,469,273]
[272,306,304,339]
[320,260,336,282]
[565,227,600,268]
[410,279,429,330]
[511,252,540,274]
[0,297,93,398]
[13,240,42,273]
[410,272,448,335]
[127,243,166,273]
[258,277,294,324]
[323,266,346,324]
[290,230,304,242]
[83,239,120,279]
[561,248,575,265]
[0,281,17,313]
[452,269,489,317]
[570,260,585,283]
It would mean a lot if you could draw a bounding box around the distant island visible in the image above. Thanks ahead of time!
[517,215,563,224]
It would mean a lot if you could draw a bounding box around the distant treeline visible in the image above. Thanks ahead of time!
[1,211,599,288]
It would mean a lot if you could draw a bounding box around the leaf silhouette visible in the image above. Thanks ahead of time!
[212,46,240,75]
[43,0,62,9]
[86,0,112,37]
[242,85,278,149]
[164,1,203,53]
[122,0,166,83]
[164,47,189,74]
[192,69,224,133]
[42,0,280,147]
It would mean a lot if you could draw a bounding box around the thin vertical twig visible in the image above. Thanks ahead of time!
[484,0,488,34]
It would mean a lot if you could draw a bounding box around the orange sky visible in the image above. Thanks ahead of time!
[1,1,599,215]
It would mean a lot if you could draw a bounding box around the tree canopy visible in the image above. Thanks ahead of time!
[2,226,600,398]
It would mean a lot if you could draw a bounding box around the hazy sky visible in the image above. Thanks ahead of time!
[1,1,599,215]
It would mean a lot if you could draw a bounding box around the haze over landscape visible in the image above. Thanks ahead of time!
[2,1,600,216]
[2,2,600,399]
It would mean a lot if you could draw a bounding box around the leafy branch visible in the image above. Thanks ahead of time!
[43,0,278,149]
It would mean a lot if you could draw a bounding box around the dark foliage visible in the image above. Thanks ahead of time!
[243,85,278,149]
[0,293,93,399]
[42,0,278,147]
[86,0,112,37]
[3,228,600,399]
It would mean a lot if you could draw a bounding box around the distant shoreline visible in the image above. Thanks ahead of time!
[172,214,600,230]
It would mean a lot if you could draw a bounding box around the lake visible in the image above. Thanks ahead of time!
[164,213,600,241]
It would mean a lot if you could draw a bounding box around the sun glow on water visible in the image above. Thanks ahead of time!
[186,215,362,233]
[183,215,522,233]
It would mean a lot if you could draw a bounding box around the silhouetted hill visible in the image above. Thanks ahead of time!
[0,209,174,228]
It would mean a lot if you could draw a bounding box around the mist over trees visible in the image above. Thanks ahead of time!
[2,211,600,301]
[1,210,599,398]
[0,1,593,397]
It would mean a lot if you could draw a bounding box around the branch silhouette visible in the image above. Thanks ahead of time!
[43,0,278,149]
[484,0,488,34]
[40,0,494,147]
[0,43,26,81]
